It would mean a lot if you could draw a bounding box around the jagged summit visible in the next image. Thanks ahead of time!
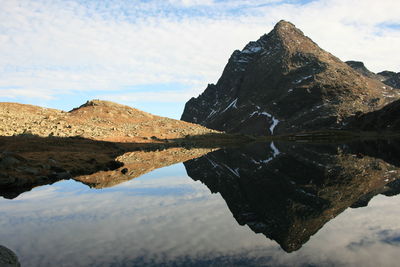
[275,19,294,28]
[271,20,317,50]
[272,20,309,42]
[70,99,151,114]
[75,99,131,109]
[181,20,399,135]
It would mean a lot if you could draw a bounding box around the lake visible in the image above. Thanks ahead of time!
[1,139,400,266]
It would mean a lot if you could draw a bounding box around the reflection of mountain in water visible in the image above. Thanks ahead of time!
[183,140,400,252]
[0,135,216,199]
[75,147,216,189]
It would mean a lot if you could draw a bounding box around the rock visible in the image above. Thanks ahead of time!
[106,161,124,170]
[0,245,20,267]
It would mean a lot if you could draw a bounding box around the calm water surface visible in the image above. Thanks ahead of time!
[1,140,400,266]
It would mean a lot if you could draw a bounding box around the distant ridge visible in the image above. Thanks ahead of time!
[345,60,400,89]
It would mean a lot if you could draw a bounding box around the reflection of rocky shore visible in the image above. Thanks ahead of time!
[0,135,216,198]
[0,245,20,267]
[184,140,400,252]
[75,147,217,189]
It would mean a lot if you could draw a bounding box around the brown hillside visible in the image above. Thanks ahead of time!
[0,99,219,142]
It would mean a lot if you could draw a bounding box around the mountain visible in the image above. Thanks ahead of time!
[0,134,215,199]
[183,140,400,252]
[74,146,217,189]
[345,60,400,89]
[0,100,218,141]
[181,20,399,135]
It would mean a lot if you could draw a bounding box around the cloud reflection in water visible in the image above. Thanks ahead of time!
[1,156,400,266]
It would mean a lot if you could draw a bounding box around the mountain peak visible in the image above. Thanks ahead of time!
[181,20,399,135]
[274,20,297,31]
[273,20,305,39]
[270,20,320,55]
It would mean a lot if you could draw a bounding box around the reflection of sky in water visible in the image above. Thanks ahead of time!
[1,163,400,266]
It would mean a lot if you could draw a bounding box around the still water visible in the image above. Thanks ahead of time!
[1,140,400,266]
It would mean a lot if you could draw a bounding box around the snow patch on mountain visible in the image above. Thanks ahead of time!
[293,75,313,84]
[221,98,238,113]
[270,142,280,157]
[249,110,280,134]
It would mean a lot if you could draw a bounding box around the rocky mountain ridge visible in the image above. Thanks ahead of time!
[181,20,399,135]
[345,60,400,89]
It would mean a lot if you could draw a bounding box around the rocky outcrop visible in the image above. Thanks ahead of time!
[0,245,20,267]
[181,20,399,135]
[345,61,383,80]
[183,140,400,252]
[345,61,400,89]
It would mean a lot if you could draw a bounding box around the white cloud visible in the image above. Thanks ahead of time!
[97,87,204,103]
[0,88,55,100]
[0,0,399,114]
[168,0,215,6]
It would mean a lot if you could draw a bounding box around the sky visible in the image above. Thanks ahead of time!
[1,0,400,119]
